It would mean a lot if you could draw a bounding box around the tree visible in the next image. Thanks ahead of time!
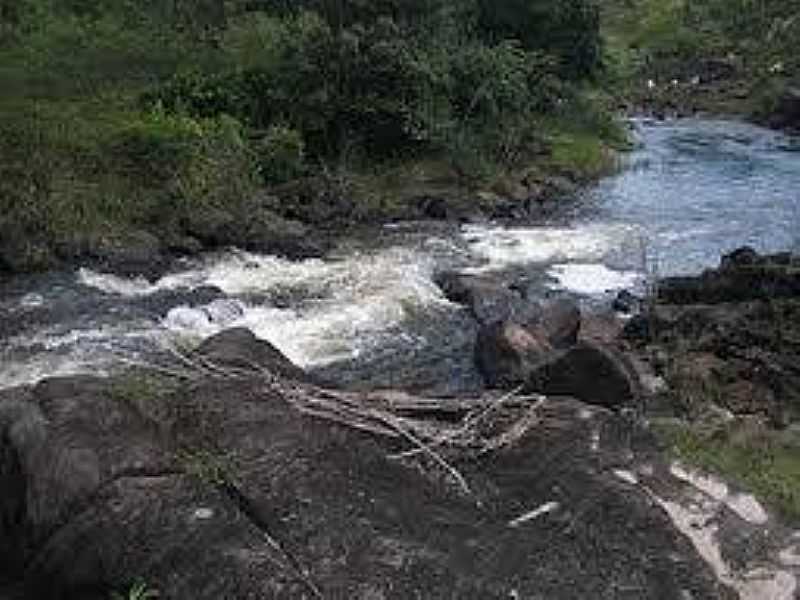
[476,0,602,79]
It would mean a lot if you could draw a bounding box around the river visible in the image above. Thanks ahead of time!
[1,118,799,392]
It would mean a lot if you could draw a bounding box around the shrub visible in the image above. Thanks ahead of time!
[256,124,306,184]
[106,110,256,224]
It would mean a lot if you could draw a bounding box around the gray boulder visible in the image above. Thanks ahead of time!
[526,341,640,409]
[192,327,308,380]
[538,298,581,348]
[435,272,538,325]
[475,320,553,388]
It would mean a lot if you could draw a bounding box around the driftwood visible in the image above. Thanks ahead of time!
[116,343,550,500]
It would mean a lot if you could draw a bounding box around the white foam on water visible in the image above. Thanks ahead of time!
[0,355,111,390]
[78,268,164,296]
[0,325,164,389]
[156,247,455,368]
[19,293,44,308]
[461,222,641,273]
[547,263,642,295]
[77,265,207,297]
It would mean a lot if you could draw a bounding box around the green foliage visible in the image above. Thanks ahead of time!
[256,125,307,184]
[604,0,800,79]
[0,0,621,272]
[177,449,235,486]
[111,579,159,600]
[548,133,611,180]
[107,109,256,221]
[476,0,603,79]
[656,419,800,521]
[110,110,206,182]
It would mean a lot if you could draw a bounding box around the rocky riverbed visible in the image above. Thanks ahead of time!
[2,248,800,599]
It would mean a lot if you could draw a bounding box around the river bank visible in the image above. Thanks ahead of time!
[0,1,623,281]
[0,129,621,281]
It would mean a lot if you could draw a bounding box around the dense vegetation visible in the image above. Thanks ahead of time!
[0,0,628,273]
[603,0,800,118]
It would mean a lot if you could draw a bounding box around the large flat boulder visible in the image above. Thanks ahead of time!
[0,337,733,598]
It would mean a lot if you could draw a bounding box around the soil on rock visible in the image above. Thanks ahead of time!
[0,331,734,599]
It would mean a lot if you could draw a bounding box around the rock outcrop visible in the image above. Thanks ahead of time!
[767,86,800,131]
[434,272,537,325]
[526,341,640,409]
[475,320,552,387]
[658,246,800,304]
[626,248,800,424]
[455,277,639,408]
[0,330,736,599]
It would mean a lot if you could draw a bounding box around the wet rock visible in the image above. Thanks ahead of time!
[137,285,225,315]
[622,306,679,342]
[475,320,552,388]
[0,234,57,274]
[0,373,733,599]
[57,229,167,280]
[767,86,800,131]
[183,206,237,247]
[526,341,640,409]
[539,298,581,348]
[435,272,538,325]
[184,199,325,260]
[192,327,308,380]
[613,289,643,314]
[658,248,800,304]
[626,250,800,423]
[163,234,204,256]
[415,195,465,220]
[720,245,759,270]
[579,313,625,345]
[239,207,324,259]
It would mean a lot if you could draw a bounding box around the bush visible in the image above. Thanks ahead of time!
[256,124,306,184]
[110,109,205,182]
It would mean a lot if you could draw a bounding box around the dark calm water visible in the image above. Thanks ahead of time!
[2,118,798,392]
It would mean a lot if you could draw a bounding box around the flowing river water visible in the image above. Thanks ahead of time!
[2,118,800,600]
[1,118,799,393]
